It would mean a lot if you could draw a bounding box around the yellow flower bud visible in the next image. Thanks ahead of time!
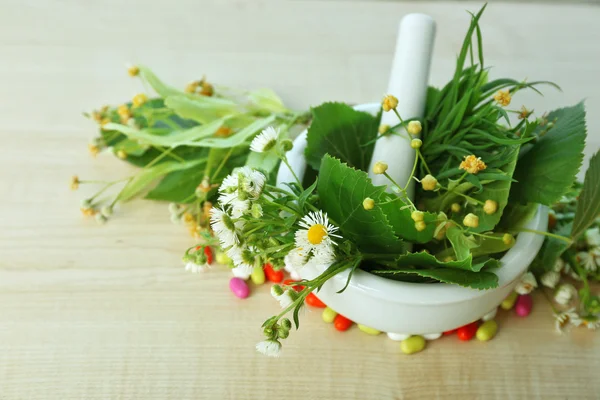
[127,65,140,77]
[421,174,438,191]
[373,161,388,175]
[132,93,148,108]
[503,233,514,246]
[116,150,127,159]
[363,197,375,210]
[483,199,498,215]
[378,124,390,135]
[451,203,461,213]
[410,138,422,149]
[185,81,200,94]
[381,94,398,112]
[415,221,427,232]
[411,211,424,222]
[463,213,479,228]
[407,120,422,135]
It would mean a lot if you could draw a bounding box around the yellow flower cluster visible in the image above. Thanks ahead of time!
[494,89,511,107]
[459,155,487,174]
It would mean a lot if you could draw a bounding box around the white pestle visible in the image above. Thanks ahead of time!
[368,14,436,199]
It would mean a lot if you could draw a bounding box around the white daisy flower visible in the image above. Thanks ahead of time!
[577,251,597,272]
[255,339,281,357]
[250,126,279,153]
[227,245,257,278]
[284,249,308,273]
[185,261,207,274]
[210,207,243,248]
[219,192,250,218]
[232,264,253,279]
[554,283,577,305]
[585,227,600,247]
[239,167,266,198]
[580,316,600,330]
[540,271,560,289]
[219,173,239,194]
[514,272,537,295]
[554,308,578,333]
[295,210,340,256]
[270,285,296,308]
[553,257,565,273]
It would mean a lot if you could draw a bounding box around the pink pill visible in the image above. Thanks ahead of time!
[229,277,249,299]
[515,294,533,317]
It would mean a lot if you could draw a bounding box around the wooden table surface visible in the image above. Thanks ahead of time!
[1,1,599,399]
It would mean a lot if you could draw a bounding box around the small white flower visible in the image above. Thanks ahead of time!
[590,247,600,267]
[553,257,565,273]
[540,271,561,289]
[514,272,537,295]
[218,167,266,200]
[270,286,296,308]
[284,249,308,273]
[232,264,253,279]
[585,227,600,247]
[295,210,340,257]
[256,339,281,357]
[227,245,257,277]
[577,251,597,272]
[250,126,279,153]
[554,308,578,333]
[554,283,577,305]
[219,192,251,218]
[210,207,244,248]
[185,261,207,274]
[580,317,600,330]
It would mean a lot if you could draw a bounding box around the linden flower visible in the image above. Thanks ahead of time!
[250,126,279,153]
[70,175,80,190]
[494,89,511,107]
[373,161,388,175]
[210,207,243,248]
[88,143,100,157]
[483,199,498,215]
[381,94,398,112]
[421,174,438,191]
[132,93,148,108]
[515,272,537,295]
[518,105,532,120]
[410,139,422,149]
[459,155,487,174]
[363,197,375,210]
[407,120,422,135]
[554,308,578,333]
[463,213,479,228]
[295,210,340,259]
[256,339,281,357]
[126,64,139,77]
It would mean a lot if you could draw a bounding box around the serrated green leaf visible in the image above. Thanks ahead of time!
[119,159,204,202]
[317,155,405,254]
[305,102,380,171]
[510,102,586,205]
[371,266,498,290]
[378,197,437,243]
[446,226,478,261]
[164,95,239,124]
[392,251,481,271]
[571,151,600,239]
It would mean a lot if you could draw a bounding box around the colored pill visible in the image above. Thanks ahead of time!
[215,251,230,265]
[400,336,426,355]
[387,332,410,341]
[457,322,478,341]
[264,264,284,283]
[476,320,498,341]
[501,291,518,310]
[305,292,327,308]
[482,308,497,321]
[333,314,353,331]
[321,307,337,323]
[423,333,442,340]
[358,324,381,335]
[250,265,265,285]
[515,294,533,317]
[443,329,457,336]
[229,277,249,299]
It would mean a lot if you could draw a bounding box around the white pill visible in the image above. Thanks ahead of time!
[387,332,410,341]
[423,333,442,340]
[482,308,498,321]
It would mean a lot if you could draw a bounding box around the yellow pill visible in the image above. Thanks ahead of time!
[400,335,426,355]
[321,307,337,323]
[358,324,381,335]
[501,291,518,310]
[476,320,498,341]
[250,265,265,285]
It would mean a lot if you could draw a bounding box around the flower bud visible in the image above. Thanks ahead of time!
[263,327,274,337]
[101,206,113,217]
[95,213,107,225]
[280,139,293,152]
[381,94,398,112]
[411,211,424,222]
[281,318,292,330]
[373,161,388,175]
[363,197,375,210]
[421,174,438,191]
[127,64,140,77]
[378,124,390,135]
[410,138,422,149]
[415,221,427,232]
[483,200,498,215]
[271,284,284,297]
[407,120,422,135]
[132,93,148,108]
[463,213,479,228]
[502,233,514,245]
[251,203,263,218]
[80,198,92,208]
[195,252,208,265]
[451,203,461,213]
[277,327,290,339]
[541,271,560,289]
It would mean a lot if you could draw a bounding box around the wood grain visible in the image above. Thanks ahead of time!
[0,1,599,399]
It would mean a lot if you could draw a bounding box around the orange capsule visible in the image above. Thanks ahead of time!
[334,314,353,331]
[305,292,326,308]
[456,322,478,341]
[264,264,283,283]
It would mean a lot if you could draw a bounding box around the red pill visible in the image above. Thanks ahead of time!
[305,292,326,308]
[515,294,533,317]
[443,329,457,336]
[334,314,353,331]
[264,264,283,283]
[457,322,478,341]
[282,279,304,292]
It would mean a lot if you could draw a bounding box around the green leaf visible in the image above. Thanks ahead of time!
[193,115,276,149]
[392,251,482,272]
[571,151,600,239]
[378,197,437,243]
[470,145,520,232]
[371,266,498,290]
[164,95,239,124]
[145,165,205,203]
[498,202,539,233]
[446,226,478,261]
[510,102,586,206]
[118,159,204,202]
[247,88,288,114]
[112,138,149,157]
[305,102,380,171]
[317,155,405,254]
[138,66,182,98]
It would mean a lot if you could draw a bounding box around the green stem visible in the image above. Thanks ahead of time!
[417,151,432,175]
[518,228,573,244]
[210,148,234,181]
[281,155,302,187]
[404,149,420,191]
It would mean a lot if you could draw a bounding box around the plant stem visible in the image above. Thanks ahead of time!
[210,148,234,181]
[281,155,302,187]
[518,228,573,244]
[404,150,420,192]
[417,151,432,175]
